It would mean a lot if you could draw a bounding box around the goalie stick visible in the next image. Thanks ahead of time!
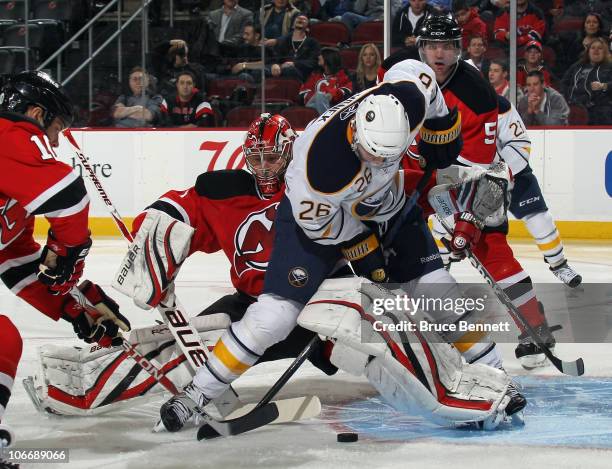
[62,129,242,416]
[197,335,322,440]
[434,214,584,377]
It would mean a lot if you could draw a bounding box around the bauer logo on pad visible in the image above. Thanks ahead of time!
[606,151,612,198]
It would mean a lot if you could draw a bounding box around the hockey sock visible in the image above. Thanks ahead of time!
[193,323,261,399]
[522,211,565,267]
[0,316,22,421]
[473,232,546,332]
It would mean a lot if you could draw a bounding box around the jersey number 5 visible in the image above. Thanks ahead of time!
[484,122,497,145]
[31,135,58,160]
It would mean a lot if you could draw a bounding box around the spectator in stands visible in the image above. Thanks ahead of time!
[494,0,546,47]
[479,0,507,22]
[517,40,553,88]
[162,71,215,127]
[186,18,221,73]
[319,0,354,21]
[453,0,487,49]
[464,35,490,76]
[340,0,385,31]
[392,0,433,48]
[299,47,352,114]
[562,12,607,70]
[518,70,569,125]
[561,37,611,125]
[488,58,525,101]
[151,39,208,97]
[208,0,254,55]
[228,23,269,81]
[261,0,301,40]
[352,43,381,92]
[112,67,164,128]
[271,14,320,81]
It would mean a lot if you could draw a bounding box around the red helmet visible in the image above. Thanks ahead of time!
[243,113,296,197]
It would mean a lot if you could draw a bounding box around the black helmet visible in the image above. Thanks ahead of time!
[0,71,74,128]
[416,14,462,47]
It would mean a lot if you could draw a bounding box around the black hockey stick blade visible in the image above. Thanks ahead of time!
[197,402,279,440]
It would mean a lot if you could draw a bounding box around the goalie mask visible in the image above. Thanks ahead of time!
[243,113,296,197]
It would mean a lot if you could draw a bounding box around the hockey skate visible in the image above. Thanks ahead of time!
[549,260,582,288]
[159,383,210,432]
[515,324,556,370]
[478,379,526,430]
[0,424,18,469]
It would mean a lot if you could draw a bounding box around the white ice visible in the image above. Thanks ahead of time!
[3,239,612,469]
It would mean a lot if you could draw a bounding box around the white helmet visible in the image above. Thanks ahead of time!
[351,94,410,164]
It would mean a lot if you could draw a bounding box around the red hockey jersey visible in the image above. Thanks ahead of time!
[0,113,90,320]
[133,170,284,298]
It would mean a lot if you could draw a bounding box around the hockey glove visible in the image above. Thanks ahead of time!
[38,230,92,295]
[63,281,131,348]
[448,212,482,261]
[341,230,388,283]
[418,107,463,170]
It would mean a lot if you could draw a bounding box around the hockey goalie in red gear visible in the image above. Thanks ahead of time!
[0,71,130,442]
[393,15,558,370]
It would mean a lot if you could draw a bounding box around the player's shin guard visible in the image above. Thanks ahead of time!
[0,316,22,423]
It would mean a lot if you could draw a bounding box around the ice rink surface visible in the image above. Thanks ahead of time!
[3,239,612,469]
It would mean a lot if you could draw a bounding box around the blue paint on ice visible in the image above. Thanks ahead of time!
[331,376,612,448]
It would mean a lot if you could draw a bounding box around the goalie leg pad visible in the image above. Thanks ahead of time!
[298,279,510,426]
[112,209,195,309]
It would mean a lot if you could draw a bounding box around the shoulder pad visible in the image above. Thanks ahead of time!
[195,169,258,199]
[447,62,498,115]
[306,125,361,194]
[497,95,511,114]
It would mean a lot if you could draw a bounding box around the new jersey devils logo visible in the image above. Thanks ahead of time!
[0,198,28,249]
[233,203,279,277]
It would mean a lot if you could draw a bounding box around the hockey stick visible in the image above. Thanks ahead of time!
[62,129,242,414]
[196,335,322,440]
[434,214,584,376]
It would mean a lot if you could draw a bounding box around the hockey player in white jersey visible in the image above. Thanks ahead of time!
[495,95,582,288]
[158,59,525,432]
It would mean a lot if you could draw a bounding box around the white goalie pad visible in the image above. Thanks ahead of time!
[298,278,510,427]
[27,314,230,416]
[112,209,195,309]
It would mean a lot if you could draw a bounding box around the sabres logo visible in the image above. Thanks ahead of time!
[288,267,309,288]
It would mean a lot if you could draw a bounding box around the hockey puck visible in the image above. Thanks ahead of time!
[337,432,358,443]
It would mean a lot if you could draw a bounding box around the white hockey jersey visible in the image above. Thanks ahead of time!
[285,60,448,245]
[495,95,531,176]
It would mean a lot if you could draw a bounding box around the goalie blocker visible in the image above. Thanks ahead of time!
[298,277,519,429]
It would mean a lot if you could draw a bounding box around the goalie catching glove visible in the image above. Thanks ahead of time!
[38,230,92,295]
[62,281,131,348]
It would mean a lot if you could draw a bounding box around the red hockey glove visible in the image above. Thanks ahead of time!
[63,281,131,348]
[449,212,482,260]
[38,230,92,295]
[341,230,388,283]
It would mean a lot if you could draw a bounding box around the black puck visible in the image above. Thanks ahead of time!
[337,432,358,443]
